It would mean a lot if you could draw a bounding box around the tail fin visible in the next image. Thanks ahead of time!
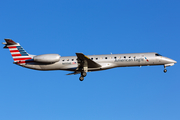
[3,39,33,62]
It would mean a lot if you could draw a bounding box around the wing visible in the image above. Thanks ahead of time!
[76,53,101,70]
[66,71,81,75]
[66,53,101,75]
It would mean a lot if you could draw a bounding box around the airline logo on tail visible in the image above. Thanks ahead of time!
[3,39,33,63]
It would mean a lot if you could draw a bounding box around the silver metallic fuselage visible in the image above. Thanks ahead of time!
[4,39,176,81]
[19,52,177,72]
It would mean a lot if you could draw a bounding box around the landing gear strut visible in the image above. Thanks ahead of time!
[164,66,167,73]
[79,72,87,81]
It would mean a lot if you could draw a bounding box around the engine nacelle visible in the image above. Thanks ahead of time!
[33,54,60,63]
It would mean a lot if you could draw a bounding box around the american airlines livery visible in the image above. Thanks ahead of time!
[3,39,177,81]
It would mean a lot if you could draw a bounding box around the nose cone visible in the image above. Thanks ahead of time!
[172,59,177,63]
[168,58,177,63]
[162,57,177,64]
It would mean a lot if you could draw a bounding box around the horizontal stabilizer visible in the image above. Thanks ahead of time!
[3,39,18,48]
[4,39,17,45]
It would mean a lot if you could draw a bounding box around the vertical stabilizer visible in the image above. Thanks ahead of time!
[3,39,33,63]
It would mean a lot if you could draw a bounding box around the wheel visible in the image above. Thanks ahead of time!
[79,76,84,81]
[164,69,167,73]
[81,72,87,77]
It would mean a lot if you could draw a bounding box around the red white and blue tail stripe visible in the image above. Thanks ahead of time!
[3,39,33,64]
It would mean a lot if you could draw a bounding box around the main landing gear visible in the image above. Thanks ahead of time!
[164,65,167,73]
[79,72,87,81]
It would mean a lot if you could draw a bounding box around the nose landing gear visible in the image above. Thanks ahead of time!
[164,65,167,73]
[164,69,167,73]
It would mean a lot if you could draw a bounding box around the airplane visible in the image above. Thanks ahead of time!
[3,39,177,81]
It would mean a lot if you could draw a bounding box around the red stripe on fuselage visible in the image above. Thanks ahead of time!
[16,60,34,64]
[17,61,26,64]
[13,58,32,61]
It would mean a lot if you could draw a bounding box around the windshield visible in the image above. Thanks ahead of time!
[155,53,162,56]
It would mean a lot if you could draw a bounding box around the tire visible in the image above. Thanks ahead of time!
[164,69,167,73]
[79,76,84,81]
[81,72,87,77]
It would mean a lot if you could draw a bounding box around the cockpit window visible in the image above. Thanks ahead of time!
[155,53,162,56]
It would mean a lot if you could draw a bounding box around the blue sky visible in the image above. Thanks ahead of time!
[1,0,180,120]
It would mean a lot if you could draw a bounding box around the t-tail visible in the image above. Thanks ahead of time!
[3,39,34,64]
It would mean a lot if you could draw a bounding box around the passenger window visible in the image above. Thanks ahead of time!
[124,56,126,58]
[133,56,136,58]
[72,59,74,61]
[129,56,131,58]
[105,57,107,59]
[67,59,69,61]
[62,59,65,61]
[96,58,98,60]
[114,57,117,59]
[91,58,93,60]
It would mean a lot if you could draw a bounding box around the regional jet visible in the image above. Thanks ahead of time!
[3,39,177,81]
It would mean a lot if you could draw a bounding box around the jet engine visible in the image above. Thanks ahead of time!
[33,54,60,63]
